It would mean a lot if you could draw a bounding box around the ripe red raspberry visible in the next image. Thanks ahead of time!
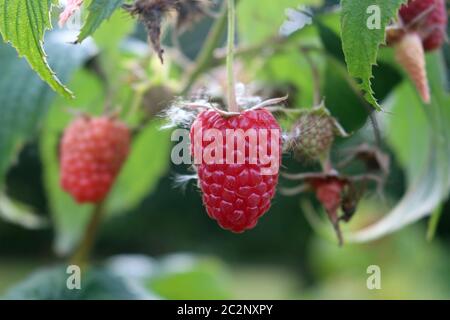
[399,0,447,51]
[60,115,131,203]
[190,109,281,233]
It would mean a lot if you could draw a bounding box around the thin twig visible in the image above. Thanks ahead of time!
[281,171,339,181]
[301,47,321,106]
[279,184,308,196]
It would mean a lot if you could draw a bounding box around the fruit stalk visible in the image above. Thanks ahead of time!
[226,0,238,113]
[181,0,229,95]
[70,201,105,267]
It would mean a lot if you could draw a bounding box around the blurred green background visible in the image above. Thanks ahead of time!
[0,0,450,299]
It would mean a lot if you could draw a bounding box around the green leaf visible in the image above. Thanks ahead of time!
[256,45,316,107]
[107,121,171,215]
[316,19,345,62]
[323,58,369,132]
[145,255,232,300]
[4,265,150,300]
[340,0,407,110]
[0,0,72,97]
[426,204,443,242]
[90,7,135,87]
[0,31,96,185]
[318,21,369,131]
[4,255,231,299]
[107,254,233,299]
[76,0,125,43]
[238,0,323,45]
[318,21,402,132]
[0,192,47,229]
[348,52,450,242]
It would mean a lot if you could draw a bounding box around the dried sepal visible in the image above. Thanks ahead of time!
[160,98,212,129]
[338,143,390,177]
[124,0,213,64]
[280,155,388,245]
[124,0,177,63]
[174,0,213,33]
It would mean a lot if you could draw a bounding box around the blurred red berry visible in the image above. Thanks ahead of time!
[388,0,447,103]
[60,116,131,203]
[399,0,447,51]
[310,179,345,216]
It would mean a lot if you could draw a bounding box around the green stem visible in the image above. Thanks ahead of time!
[427,204,443,242]
[226,0,238,113]
[301,47,321,106]
[70,202,106,268]
[181,1,229,95]
[320,153,333,174]
[126,85,146,121]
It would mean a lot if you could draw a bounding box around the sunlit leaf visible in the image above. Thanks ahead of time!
[0,193,47,229]
[238,0,323,45]
[4,265,150,299]
[0,0,72,97]
[0,31,96,185]
[107,122,171,215]
[77,0,125,43]
[340,0,407,110]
